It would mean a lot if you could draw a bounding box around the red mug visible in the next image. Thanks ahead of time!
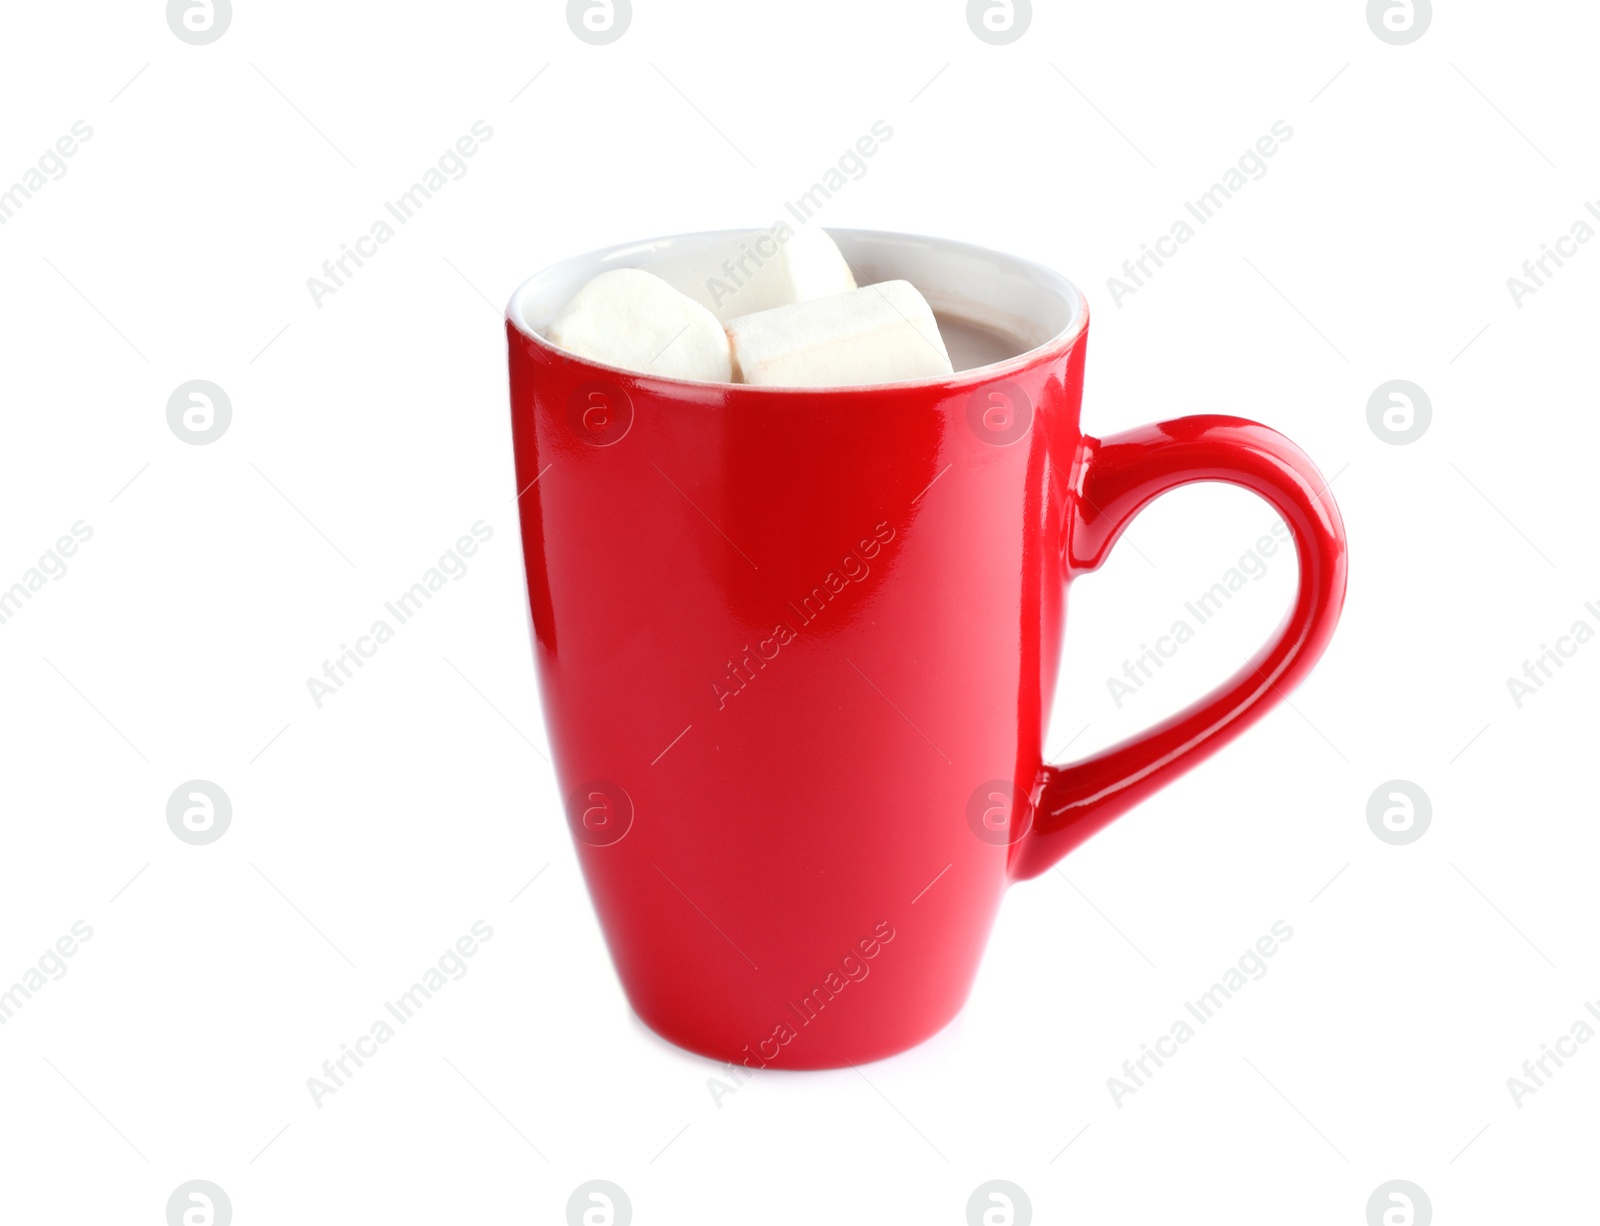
[506,229,1347,1068]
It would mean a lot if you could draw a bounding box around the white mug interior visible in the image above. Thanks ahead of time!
[507,228,1088,389]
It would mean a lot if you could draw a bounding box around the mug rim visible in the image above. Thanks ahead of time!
[505,227,1089,395]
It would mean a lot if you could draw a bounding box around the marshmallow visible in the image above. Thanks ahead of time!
[544,268,732,383]
[649,227,857,322]
[725,280,953,387]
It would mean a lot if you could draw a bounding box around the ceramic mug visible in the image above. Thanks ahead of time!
[505,229,1347,1068]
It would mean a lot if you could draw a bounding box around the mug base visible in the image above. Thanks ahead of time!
[626,991,970,1071]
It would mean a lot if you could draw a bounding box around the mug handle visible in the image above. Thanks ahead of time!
[1010,415,1349,880]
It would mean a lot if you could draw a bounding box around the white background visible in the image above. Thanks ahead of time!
[2,1,1596,1223]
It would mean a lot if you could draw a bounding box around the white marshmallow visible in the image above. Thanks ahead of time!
[544,268,732,383]
[649,227,857,322]
[725,280,953,388]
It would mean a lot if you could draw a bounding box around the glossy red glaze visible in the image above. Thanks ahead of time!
[506,251,1346,1069]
